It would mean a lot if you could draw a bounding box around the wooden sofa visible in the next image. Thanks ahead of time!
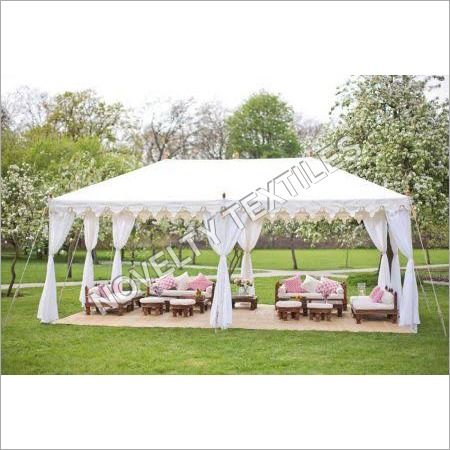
[84,285,140,316]
[274,280,347,316]
[350,287,398,324]
[145,281,215,314]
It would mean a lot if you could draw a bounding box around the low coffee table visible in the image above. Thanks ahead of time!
[140,297,165,316]
[170,299,195,317]
[232,295,258,310]
[275,301,302,320]
[307,302,333,321]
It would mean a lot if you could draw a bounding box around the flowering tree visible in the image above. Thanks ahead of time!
[1,164,50,296]
[327,76,449,256]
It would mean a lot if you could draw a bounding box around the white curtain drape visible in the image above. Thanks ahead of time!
[205,212,242,329]
[386,209,420,330]
[37,210,75,323]
[111,212,135,282]
[80,212,100,305]
[389,227,403,309]
[237,219,263,294]
[363,212,390,288]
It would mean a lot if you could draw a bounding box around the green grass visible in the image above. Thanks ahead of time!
[0,250,216,285]
[192,248,449,270]
[1,273,448,374]
[1,248,448,285]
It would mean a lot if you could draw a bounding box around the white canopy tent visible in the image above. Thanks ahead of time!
[38,157,419,330]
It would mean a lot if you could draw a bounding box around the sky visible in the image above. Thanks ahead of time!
[2,2,449,123]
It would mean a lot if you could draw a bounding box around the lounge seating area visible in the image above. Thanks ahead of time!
[84,273,216,318]
[275,274,347,318]
[58,301,411,334]
[145,272,215,314]
[82,271,401,331]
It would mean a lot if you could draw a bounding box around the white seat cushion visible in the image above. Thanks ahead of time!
[278,292,303,299]
[307,298,343,306]
[140,297,165,304]
[308,302,333,309]
[351,296,394,311]
[278,292,343,300]
[304,292,344,300]
[276,301,302,308]
[89,293,104,303]
[162,289,211,298]
[105,294,133,305]
[170,299,196,306]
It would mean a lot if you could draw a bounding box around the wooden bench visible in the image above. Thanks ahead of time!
[85,286,135,316]
[351,287,398,324]
[146,286,213,313]
[274,280,347,311]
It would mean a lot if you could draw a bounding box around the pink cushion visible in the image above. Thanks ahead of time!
[187,273,213,291]
[156,275,177,290]
[283,275,306,293]
[315,278,339,298]
[369,286,384,303]
[149,283,163,296]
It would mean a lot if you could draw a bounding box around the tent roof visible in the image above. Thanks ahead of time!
[50,157,410,220]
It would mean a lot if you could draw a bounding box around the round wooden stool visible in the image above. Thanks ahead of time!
[307,302,333,321]
[170,299,195,317]
[275,301,302,320]
[140,297,165,316]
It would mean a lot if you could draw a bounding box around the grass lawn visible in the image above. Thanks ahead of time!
[1,248,448,285]
[1,273,448,374]
[191,248,449,270]
[0,250,217,285]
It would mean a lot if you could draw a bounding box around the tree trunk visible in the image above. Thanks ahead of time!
[192,248,197,265]
[377,233,394,280]
[290,236,298,270]
[345,248,350,268]
[228,247,243,277]
[178,245,182,261]
[425,247,431,265]
[386,232,394,271]
[7,243,19,297]
[131,249,135,266]
[92,248,100,265]
[67,240,75,279]
[121,248,125,261]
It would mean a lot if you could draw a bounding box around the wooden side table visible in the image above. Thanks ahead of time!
[232,295,258,310]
